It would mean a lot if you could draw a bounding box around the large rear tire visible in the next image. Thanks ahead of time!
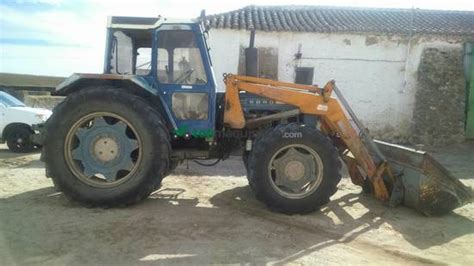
[43,87,170,207]
[247,123,341,214]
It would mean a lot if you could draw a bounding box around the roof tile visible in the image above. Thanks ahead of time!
[207,5,474,35]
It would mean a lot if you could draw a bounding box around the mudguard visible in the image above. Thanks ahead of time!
[53,73,177,129]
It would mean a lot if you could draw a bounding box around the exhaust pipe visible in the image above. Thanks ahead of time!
[245,27,259,77]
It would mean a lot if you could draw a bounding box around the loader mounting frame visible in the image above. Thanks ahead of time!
[222,74,392,203]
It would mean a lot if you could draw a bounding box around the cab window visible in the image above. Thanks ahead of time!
[109,30,152,75]
[156,30,207,85]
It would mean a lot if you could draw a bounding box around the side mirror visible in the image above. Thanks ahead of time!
[200,9,211,32]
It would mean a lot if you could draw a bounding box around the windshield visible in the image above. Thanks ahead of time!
[0,91,26,107]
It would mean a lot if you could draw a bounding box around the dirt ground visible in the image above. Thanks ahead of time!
[0,143,473,265]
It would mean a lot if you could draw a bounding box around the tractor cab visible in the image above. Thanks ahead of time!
[103,16,217,134]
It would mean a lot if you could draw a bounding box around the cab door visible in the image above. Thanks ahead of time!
[152,24,216,135]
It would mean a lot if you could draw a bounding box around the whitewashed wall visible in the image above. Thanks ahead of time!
[206,29,465,141]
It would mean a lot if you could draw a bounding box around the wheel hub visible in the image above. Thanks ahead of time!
[66,115,140,186]
[269,145,324,199]
[92,136,119,162]
[285,160,305,181]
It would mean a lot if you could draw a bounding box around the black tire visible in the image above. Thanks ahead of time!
[244,126,274,190]
[6,125,35,153]
[43,87,171,207]
[242,151,249,169]
[169,159,181,172]
[247,123,341,214]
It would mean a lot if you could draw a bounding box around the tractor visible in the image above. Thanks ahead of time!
[40,15,472,215]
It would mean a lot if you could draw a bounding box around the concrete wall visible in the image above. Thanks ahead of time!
[207,29,468,144]
[24,95,64,110]
[1,86,61,110]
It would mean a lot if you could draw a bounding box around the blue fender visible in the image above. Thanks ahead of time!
[53,73,177,130]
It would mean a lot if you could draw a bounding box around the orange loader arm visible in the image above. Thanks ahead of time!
[222,74,391,202]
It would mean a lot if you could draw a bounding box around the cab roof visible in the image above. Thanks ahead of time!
[107,16,196,30]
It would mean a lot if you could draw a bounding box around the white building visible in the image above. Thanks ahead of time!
[205,6,474,145]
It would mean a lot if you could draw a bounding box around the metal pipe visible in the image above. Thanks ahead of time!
[245,29,258,77]
[249,29,255,48]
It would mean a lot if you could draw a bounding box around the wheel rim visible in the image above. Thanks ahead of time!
[64,112,142,188]
[268,144,324,199]
[12,132,28,149]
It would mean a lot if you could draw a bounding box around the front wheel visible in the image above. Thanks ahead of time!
[43,87,171,207]
[6,126,35,153]
[247,123,341,214]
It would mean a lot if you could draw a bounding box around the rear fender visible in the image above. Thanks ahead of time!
[53,73,177,130]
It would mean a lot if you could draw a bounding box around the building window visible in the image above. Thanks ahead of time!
[295,67,314,85]
[238,46,279,80]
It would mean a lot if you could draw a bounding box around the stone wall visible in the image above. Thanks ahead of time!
[24,95,64,110]
[412,47,466,147]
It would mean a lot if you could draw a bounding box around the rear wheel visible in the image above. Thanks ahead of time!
[6,126,35,153]
[44,87,170,207]
[247,123,341,214]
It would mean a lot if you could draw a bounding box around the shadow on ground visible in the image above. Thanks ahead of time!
[172,157,247,177]
[0,148,40,160]
[431,140,474,180]
[1,183,472,264]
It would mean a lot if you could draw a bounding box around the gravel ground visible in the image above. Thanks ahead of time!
[0,143,473,265]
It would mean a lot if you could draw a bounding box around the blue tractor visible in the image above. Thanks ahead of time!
[42,15,344,214]
[42,16,472,215]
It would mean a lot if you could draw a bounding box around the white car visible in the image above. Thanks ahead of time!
[0,91,52,152]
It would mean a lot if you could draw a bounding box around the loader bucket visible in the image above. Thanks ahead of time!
[374,140,473,216]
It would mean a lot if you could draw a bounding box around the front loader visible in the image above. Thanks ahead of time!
[41,15,472,215]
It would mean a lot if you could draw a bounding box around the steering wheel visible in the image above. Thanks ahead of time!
[175,69,195,84]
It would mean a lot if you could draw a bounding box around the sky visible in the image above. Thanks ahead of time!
[1,0,473,77]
